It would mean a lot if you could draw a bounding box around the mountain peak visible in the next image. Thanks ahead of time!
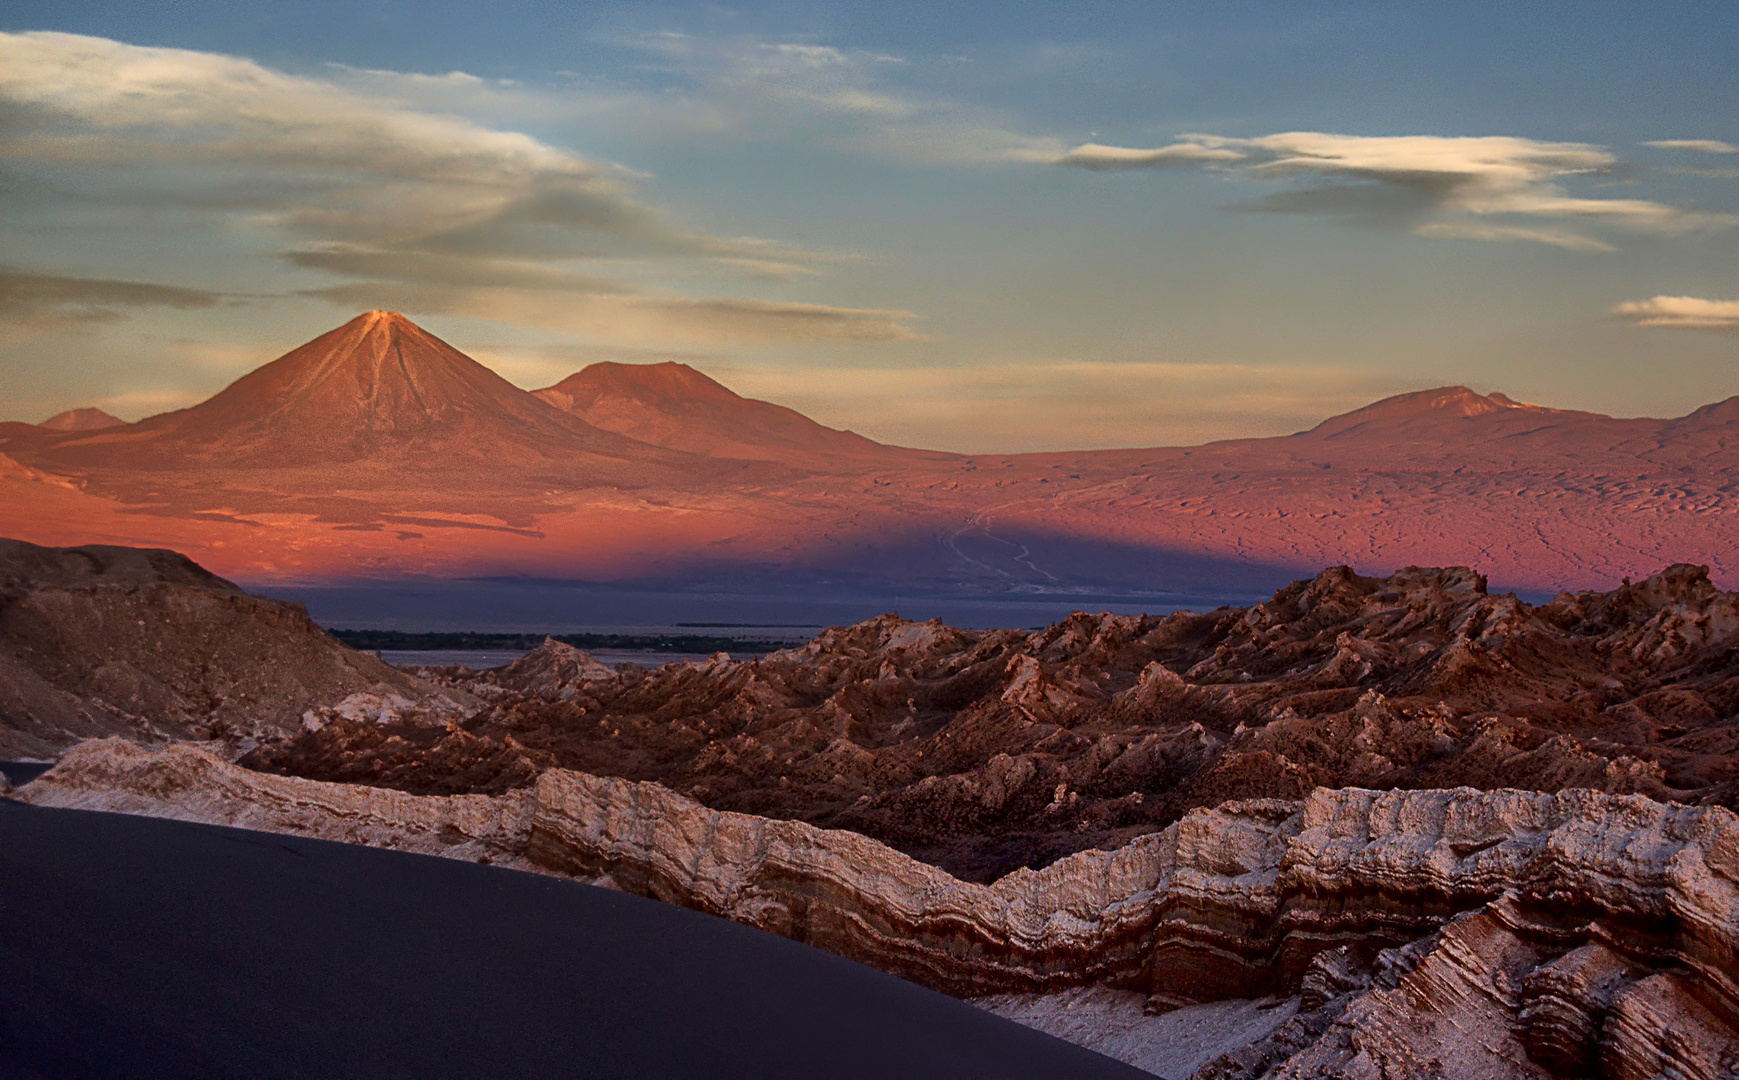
[80,312,627,469]
[540,361,744,413]
[535,360,905,462]
[40,408,125,432]
[1302,385,1603,439]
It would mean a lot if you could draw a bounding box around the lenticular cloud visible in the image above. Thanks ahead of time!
[1054,130,1728,249]
[1611,295,1739,330]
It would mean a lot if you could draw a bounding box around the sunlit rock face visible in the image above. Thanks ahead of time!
[18,741,1739,1079]
[0,537,472,758]
[251,562,1739,881]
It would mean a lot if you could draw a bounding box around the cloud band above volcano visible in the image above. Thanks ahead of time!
[0,31,910,345]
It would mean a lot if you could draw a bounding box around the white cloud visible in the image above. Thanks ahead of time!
[1610,295,1739,330]
[1645,139,1739,154]
[0,31,913,345]
[1054,131,1732,249]
[1053,142,1245,170]
[1411,222,1615,251]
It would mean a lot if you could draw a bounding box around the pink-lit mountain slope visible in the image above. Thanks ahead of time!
[2,312,748,503]
[0,312,1734,593]
[44,312,658,468]
[963,384,1739,592]
[535,361,943,464]
[39,408,125,432]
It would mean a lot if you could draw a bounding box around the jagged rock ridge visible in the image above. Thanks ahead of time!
[251,561,1739,881]
[18,740,1739,1079]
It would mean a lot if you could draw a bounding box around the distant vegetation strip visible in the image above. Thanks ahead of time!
[328,629,809,654]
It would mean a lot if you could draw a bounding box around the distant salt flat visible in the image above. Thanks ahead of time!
[379,649,530,669]
[278,582,1241,636]
[380,648,761,670]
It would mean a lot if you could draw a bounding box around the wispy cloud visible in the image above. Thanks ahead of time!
[0,31,914,345]
[1411,222,1615,252]
[1053,142,1244,170]
[1644,139,1739,154]
[1056,131,1732,249]
[1611,295,1739,330]
[0,268,220,343]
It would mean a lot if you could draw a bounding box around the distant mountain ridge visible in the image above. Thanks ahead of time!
[1,310,1735,593]
[1298,386,1607,440]
[39,408,125,432]
[534,360,912,463]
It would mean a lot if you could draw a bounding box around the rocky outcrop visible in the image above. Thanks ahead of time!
[0,538,474,757]
[465,637,620,701]
[15,740,535,869]
[18,740,1738,1077]
[252,562,1739,882]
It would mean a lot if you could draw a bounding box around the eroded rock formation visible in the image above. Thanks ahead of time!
[251,562,1739,881]
[18,740,1738,1078]
[0,537,472,757]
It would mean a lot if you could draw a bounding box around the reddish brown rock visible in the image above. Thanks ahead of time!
[251,562,1739,881]
[0,537,472,757]
[39,408,124,431]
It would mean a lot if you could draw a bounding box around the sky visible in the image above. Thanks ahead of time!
[1,0,1736,452]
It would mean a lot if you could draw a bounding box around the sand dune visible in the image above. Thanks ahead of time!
[0,798,1148,1080]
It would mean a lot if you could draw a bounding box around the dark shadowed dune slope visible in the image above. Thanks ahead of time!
[0,802,1148,1080]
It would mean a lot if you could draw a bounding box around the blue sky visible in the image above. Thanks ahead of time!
[1,1,1735,450]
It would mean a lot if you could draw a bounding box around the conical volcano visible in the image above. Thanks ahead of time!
[120,311,632,467]
[6,311,736,515]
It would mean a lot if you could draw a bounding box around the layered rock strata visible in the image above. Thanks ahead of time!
[18,740,1738,1077]
[0,537,473,757]
[17,740,536,869]
[253,562,1739,881]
